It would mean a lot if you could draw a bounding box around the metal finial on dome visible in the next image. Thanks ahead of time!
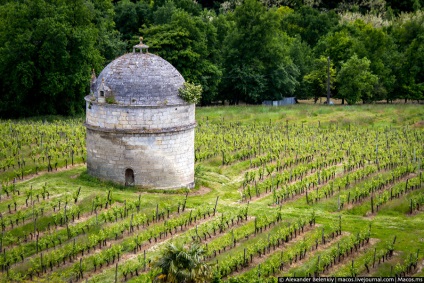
[133,36,149,53]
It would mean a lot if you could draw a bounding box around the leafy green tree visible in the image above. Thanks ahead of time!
[348,20,397,101]
[289,38,314,99]
[336,54,379,104]
[280,5,339,47]
[92,0,126,61]
[388,11,424,102]
[315,20,399,102]
[153,0,178,24]
[0,0,122,118]
[303,56,336,103]
[314,25,357,71]
[143,10,222,104]
[220,0,299,104]
[114,0,152,48]
[398,34,424,102]
[211,13,233,68]
[153,0,202,17]
[153,242,212,283]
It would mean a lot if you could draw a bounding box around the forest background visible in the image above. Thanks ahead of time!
[0,0,423,118]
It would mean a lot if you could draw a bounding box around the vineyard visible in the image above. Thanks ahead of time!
[0,104,423,283]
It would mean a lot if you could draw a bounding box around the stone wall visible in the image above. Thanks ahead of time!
[86,127,195,189]
[85,100,195,131]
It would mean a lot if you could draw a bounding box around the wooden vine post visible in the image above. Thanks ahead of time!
[213,196,219,216]
[115,262,118,283]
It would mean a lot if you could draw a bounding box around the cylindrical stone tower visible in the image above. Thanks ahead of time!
[84,39,195,189]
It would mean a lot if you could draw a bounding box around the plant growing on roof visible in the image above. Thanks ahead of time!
[178,82,202,104]
[105,95,117,104]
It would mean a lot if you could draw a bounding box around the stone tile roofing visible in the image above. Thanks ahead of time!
[93,52,186,106]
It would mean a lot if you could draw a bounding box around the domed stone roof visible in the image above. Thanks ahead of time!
[92,40,186,106]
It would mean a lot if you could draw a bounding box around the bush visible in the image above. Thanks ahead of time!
[178,82,202,104]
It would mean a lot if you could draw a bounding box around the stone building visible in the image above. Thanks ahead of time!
[84,38,195,189]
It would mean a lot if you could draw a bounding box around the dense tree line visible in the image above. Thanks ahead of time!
[0,0,125,117]
[0,0,423,117]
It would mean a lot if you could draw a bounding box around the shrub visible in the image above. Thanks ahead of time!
[178,82,202,104]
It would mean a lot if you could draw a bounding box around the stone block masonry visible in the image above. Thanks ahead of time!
[86,102,195,131]
[86,127,194,189]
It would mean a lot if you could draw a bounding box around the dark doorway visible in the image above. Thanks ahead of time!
[125,168,134,186]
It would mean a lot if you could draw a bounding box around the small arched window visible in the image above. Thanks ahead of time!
[125,168,134,186]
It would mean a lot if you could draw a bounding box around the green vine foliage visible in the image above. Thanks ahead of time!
[178,82,202,104]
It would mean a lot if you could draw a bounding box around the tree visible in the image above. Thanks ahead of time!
[315,19,399,102]
[388,11,424,102]
[280,5,339,47]
[220,0,299,104]
[153,242,213,283]
[152,0,202,17]
[314,25,357,71]
[143,10,222,105]
[153,1,178,24]
[211,12,233,67]
[303,56,336,103]
[92,0,126,61]
[114,0,152,49]
[348,20,397,101]
[336,54,379,104]
[400,33,424,102]
[289,38,315,100]
[0,0,123,118]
